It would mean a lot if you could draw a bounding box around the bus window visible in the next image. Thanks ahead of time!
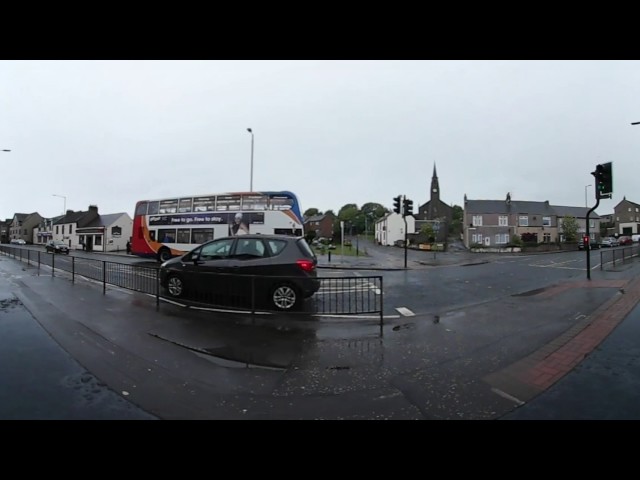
[270,195,293,211]
[192,228,214,244]
[177,229,190,243]
[135,202,148,216]
[193,196,215,212]
[159,229,177,243]
[159,199,178,214]
[242,194,268,210]
[148,202,159,215]
[178,198,193,213]
[149,230,156,241]
[217,194,241,211]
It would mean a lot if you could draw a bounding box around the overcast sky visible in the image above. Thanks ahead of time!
[2,60,639,220]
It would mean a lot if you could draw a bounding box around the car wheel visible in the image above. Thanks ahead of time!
[166,274,185,298]
[270,283,301,311]
[158,248,172,262]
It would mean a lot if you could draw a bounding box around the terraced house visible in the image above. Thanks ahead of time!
[8,212,43,244]
[463,193,601,248]
[612,197,640,236]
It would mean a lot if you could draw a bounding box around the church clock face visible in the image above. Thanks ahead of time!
[432,188,438,193]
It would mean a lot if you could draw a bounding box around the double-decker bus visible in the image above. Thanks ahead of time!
[131,191,304,261]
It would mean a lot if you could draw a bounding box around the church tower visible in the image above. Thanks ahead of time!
[430,163,440,204]
[428,163,440,219]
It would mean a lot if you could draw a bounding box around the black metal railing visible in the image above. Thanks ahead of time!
[600,244,640,269]
[0,246,383,324]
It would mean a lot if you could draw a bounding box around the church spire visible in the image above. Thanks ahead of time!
[430,162,440,203]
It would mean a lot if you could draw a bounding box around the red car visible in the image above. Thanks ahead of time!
[618,236,633,246]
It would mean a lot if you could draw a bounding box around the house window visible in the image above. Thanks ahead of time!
[95,236,102,246]
[631,216,635,222]
[472,233,483,244]
[543,233,551,243]
[543,216,551,227]
[616,217,619,221]
[472,215,483,227]
[23,229,27,235]
[62,225,65,235]
[629,208,632,212]
[79,235,84,244]
[519,216,528,226]
[590,220,595,228]
[499,216,508,226]
[56,226,59,235]
[495,234,508,244]
[70,225,73,234]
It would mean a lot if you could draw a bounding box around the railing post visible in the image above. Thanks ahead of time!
[72,256,75,283]
[103,260,107,294]
[379,276,384,338]
[37,251,40,275]
[251,276,256,315]
[156,269,160,310]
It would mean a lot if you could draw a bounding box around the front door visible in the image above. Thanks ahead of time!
[86,236,93,252]
[484,236,490,246]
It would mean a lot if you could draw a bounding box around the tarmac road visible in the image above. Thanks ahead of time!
[1,244,640,419]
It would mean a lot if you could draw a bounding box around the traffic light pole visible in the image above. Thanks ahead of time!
[585,185,601,280]
[403,195,408,268]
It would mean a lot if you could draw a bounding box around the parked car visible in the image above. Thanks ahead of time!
[578,238,599,250]
[618,236,633,246]
[10,238,26,245]
[600,237,619,248]
[45,240,69,254]
[159,234,320,311]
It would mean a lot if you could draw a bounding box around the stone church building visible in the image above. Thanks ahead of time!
[416,164,454,242]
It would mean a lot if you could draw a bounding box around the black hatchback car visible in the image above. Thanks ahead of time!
[45,240,70,254]
[159,234,320,311]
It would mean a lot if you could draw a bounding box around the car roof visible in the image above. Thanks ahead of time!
[216,234,303,242]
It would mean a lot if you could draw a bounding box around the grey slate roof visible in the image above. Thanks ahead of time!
[305,214,328,223]
[465,200,554,215]
[550,205,600,219]
[466,200,600,218]
[82,213,127,228]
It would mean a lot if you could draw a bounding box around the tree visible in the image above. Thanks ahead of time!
[304,230,317,243]
[420,223,435,242]
[304,208,321,218]
[561,215,579,242]
[449,205,463,236]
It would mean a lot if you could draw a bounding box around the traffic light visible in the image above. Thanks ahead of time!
[403,198,414,216]
[393,195,402,214]
[594,162,613,199]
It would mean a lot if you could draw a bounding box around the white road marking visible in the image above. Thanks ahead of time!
[395,307,415,316]
[528,264,587,271]
[491,387,524,406]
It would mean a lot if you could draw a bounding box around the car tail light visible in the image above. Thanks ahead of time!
[296,259,316,272]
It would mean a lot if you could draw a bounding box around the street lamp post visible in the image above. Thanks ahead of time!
[585,184,591,208]
[52,194,66,215]
[247,128,254,192]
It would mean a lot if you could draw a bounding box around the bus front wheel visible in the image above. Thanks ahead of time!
[158,248,172,262]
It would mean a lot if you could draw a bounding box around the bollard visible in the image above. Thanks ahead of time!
[328,250,331,263]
